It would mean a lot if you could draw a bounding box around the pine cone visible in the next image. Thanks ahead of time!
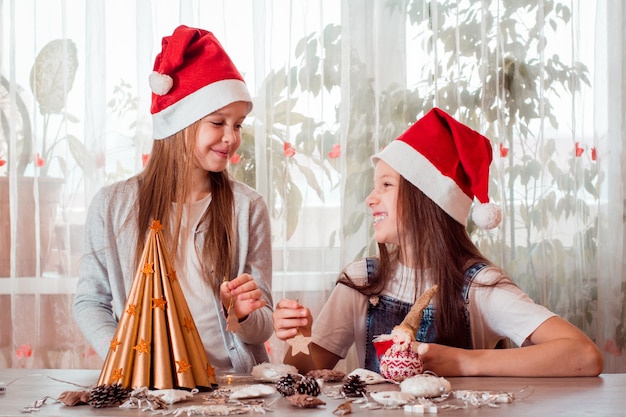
[276,373,297,397]
[295,376,321,396]
[341,374,366,398]
[88,383,131,408]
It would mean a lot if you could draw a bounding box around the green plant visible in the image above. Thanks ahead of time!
[0,74,32,173]
[229,67,336,240]
[103,79,141,184]
[0,38,86,178]
[230,23,421,249]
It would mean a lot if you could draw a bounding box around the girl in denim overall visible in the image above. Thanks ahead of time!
[273,108,603,377]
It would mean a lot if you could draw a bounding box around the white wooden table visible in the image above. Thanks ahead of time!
[0,368,622,416]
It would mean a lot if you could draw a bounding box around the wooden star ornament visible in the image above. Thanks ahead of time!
[287,333,312,356]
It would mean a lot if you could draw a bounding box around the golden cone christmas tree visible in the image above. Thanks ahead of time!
[97,220,217,391]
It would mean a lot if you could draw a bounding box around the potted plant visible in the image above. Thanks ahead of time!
[0,38,85,277]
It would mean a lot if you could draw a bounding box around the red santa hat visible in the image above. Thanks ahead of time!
[372,108,501,229]
[149,25,252,140]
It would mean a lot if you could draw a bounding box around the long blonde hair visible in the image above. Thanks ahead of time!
[132,121,234,293]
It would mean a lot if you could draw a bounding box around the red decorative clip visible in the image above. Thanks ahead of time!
[35,153,45,167]
[575,142,584,157]
[15,344,32,359]
[283,142,295,157]
[499,143,509,158]
[328,144,341,159]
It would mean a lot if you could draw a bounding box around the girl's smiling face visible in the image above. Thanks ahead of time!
[193,101,248,173]
[366,160,401,245]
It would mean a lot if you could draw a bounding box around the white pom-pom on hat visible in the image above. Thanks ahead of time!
[472,202,502,229]
[149,71,174,96]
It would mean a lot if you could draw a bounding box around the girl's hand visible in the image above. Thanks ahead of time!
[272,298,312,341]
[220,273,266,320]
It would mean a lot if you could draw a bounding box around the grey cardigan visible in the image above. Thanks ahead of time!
[73,177,273,373]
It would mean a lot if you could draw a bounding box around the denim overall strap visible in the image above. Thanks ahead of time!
[363,260,488,372]
[417,263,488,348]
[459,262,489,348]
[364,294,414,372]
[462,262,489,301]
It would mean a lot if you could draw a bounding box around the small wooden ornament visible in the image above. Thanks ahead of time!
[287,333,312,355]
[333,400,353,415]
[225,297,241,333]
[306,369,346,382]
[286,394,326,408]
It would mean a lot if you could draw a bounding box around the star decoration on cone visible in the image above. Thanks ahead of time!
[142,262,154,274]
[150,219,164,231]
[183,316,195,332]
[126,304,138,316]
[152,297,167,310]
[109,338,121,352]
[206,364,216,378]
[168,270,179,282]
[176,359,192,374]
[287,333,312,356]
[133,339,150,355]
[110,368,124,383]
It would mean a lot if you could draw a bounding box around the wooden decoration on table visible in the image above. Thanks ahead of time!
[97,220,217,391]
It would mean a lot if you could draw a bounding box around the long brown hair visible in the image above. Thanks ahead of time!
[340,175,489,346]
[132,121,234,293]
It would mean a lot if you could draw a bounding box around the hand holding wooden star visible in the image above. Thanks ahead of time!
[221,274,267,333]
[285,299,312,355]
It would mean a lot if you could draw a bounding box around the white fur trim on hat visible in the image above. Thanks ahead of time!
[372,141,473,226]
[151,78,252,140]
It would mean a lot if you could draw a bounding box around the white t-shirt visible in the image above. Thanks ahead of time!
[174,194,234,373]
[311,259,556,369]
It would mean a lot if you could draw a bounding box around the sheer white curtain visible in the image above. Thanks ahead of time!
[1,0,624,373]
[594,1,626,373]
